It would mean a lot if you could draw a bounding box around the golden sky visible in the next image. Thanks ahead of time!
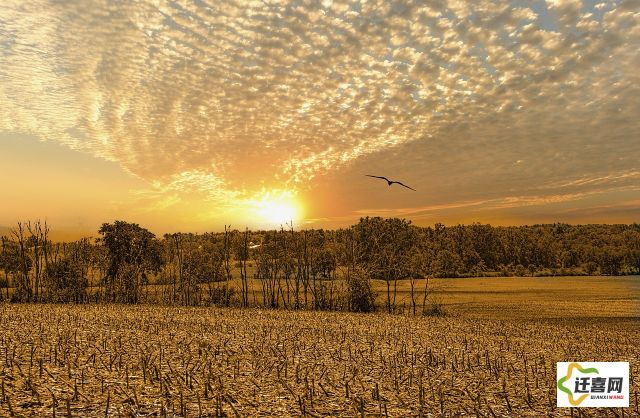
[1,0,639,237]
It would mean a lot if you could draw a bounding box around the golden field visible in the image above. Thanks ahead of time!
[0,276,638,417]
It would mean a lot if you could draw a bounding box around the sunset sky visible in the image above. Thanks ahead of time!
[1,0,638,238]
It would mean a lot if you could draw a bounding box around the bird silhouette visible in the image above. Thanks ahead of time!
[366,175,416,191]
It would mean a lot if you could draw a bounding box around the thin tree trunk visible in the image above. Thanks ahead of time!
[386,280,391,313]
[422,276,430,314]
[410,277,416,315]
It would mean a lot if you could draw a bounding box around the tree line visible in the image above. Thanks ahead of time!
[0,218,638,313]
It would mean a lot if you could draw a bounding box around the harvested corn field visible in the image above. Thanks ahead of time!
[1,303,638,417]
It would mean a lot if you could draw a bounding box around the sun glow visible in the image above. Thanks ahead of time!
[252,190,303,226]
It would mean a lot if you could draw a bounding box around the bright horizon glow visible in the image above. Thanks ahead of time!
[252,190,303,227]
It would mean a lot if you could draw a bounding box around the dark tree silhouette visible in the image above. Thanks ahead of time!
[46,259,87,303]
[99,221,163,303]
[2,218,639,313]
[354,217,416,313]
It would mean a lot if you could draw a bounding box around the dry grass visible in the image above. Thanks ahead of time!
[371,276,640,319]
[0,277,639,417]
[136,275,640,319]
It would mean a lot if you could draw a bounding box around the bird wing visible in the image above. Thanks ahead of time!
[365,174,389,181]
[395,181,416,191]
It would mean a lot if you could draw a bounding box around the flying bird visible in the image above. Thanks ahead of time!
[366,175,416,191]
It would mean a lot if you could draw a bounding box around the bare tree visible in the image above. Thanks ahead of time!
[10,222,32,302]
[1,236,14,300]
[234,228,250,307]
[26,220,49,302]
[170,233,185,304]
[223,226,233,306]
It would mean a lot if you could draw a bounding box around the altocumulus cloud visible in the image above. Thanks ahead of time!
[0,0,638,217]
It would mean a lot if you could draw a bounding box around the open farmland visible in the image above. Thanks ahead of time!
[371,275,640,319]
[1,276,639,417]
[131,276,640,320]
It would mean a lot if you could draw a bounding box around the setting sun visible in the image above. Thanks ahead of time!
[252,190,302,226]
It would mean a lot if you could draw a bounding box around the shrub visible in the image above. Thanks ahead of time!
[422,301,446,317]
[45,260,88,303]
[346,275,376,313]
[207,284,236,307]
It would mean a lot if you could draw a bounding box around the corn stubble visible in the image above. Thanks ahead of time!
[0,304,637,417]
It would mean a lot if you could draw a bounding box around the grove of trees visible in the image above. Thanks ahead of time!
[1,218,638,314]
